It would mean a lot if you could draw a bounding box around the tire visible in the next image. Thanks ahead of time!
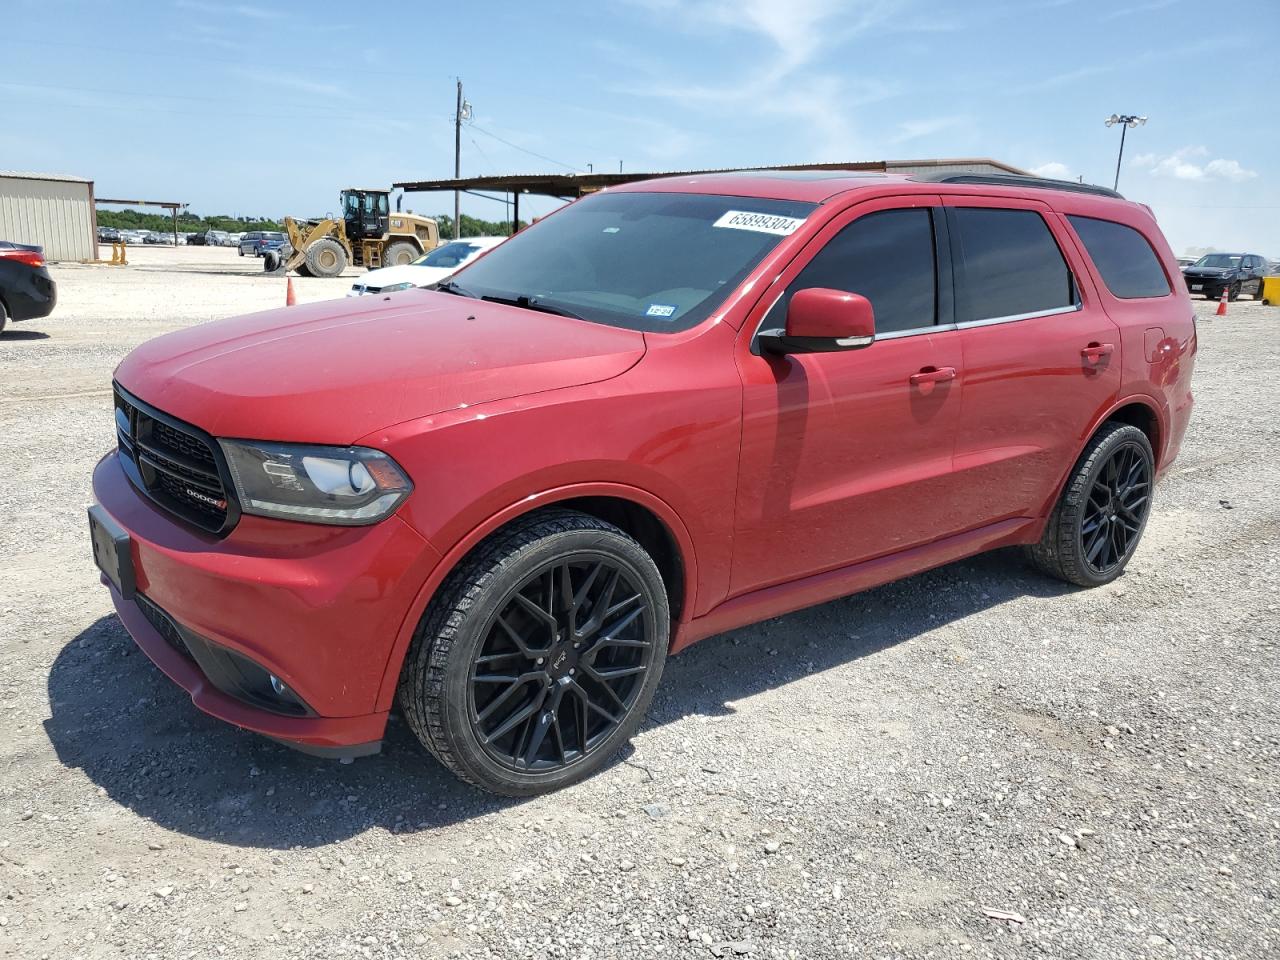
[262,250,281,273]
[294,262,313,278]
[238,248,244,257]
[381,241,418,269]
[1253,280,1266,301]
[1228,282,1240,302]
[1028,422,1154,588]
[0,298,7,335]
[399,509,670,796]
[304,237,348,278]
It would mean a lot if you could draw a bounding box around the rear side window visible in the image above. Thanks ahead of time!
[951,208,1075,322]
[766,208,937,334]
[1068,215,1171,299]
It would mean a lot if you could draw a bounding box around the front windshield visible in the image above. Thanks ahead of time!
[449,191,816,332]
[1196,254,1241,268]
[415,241,483,269]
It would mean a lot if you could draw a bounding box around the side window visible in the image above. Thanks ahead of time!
[1067,215,1172,299]
[765,208,937,334]
[951,208,1076,321]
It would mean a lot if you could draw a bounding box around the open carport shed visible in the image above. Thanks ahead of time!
[0,171,96,262]
[393,158,1030,234]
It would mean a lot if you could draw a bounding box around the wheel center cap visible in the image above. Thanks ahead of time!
[547,642,578,679]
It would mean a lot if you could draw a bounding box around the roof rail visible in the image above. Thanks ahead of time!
[912,171,1123,200]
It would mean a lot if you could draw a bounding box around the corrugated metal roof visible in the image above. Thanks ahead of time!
[0,171,93,184]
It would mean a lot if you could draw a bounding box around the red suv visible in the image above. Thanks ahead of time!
[89,171,1196,794]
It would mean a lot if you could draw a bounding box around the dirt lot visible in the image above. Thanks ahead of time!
[1,247,1277,959]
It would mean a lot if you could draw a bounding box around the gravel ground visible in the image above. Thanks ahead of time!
[1,248,1277,959]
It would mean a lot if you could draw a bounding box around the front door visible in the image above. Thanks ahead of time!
[730,197,967,596]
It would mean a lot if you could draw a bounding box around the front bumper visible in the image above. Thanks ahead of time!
[91,451,442,755]
[1184,276,1232,298]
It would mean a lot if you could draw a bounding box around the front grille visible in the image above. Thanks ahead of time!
[114,384,236,535]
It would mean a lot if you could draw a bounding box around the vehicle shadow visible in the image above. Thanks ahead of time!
[0,329,51,341]
[44,548,1070,849]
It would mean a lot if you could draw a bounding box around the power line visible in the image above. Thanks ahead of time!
[467,122,578,172]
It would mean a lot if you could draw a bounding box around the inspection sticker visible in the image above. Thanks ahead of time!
[645,303,678,318]
[712,210,805,236]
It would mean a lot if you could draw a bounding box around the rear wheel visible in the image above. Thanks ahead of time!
[0,299,8,335]
[304,237,348,278]
[399,510,670,796]
[1028,422,1154,587]
[381,241,418,268]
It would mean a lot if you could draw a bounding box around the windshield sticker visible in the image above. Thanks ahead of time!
[645,303,677,318]
[712,210,806,236]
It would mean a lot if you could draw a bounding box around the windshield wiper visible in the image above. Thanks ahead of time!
[480,294,585,321]
[434,279,478,298]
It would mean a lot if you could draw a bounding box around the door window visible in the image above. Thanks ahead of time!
[1068,215,1171,299]
[765,208,937,334]
[951,208,1076,322]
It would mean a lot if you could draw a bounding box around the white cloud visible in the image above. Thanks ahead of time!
[1030,161,1073,180]
[890,116,967,144]
[1132,146,1257,182]
[176,0,281,20]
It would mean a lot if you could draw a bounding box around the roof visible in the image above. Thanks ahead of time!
[0,171,92,184]
[393,158,1028,199]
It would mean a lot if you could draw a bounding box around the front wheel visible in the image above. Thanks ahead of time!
[1228,282,1241,302]
[1028,422,1154,587]
[399,510,670,795]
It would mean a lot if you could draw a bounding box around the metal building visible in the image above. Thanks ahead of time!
[0,171,96,262]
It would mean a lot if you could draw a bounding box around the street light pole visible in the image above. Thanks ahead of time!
[1105,113,1147,191]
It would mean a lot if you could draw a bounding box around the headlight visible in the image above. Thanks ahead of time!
[218,440,412,525]
[378,282,415,293]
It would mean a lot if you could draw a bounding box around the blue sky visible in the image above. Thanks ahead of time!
[5,0,1278,255]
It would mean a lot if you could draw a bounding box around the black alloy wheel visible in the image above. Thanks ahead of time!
[469,556,657,772]
[1079,441,1150,576]
[399,510,670,795]
[1028,422,1154,587]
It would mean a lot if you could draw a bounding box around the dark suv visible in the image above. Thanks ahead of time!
[239,231,286,257]
[1182,252,1268,301]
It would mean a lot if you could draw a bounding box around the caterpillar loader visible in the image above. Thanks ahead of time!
[282,188,440,278]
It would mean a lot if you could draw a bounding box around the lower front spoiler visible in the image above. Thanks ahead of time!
[108,579,387,759]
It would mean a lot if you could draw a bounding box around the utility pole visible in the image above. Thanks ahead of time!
[454,80,463,240]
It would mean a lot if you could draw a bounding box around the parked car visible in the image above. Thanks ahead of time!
[348,236,506,296]
[239,231,287,257]
[186,231,207,246]
[144,232,171,245]
[97,226,122,244]
[1176,256,1197,270]
[1182,252,1268,300]
[90,171,1196,794]
[0,241,57,333]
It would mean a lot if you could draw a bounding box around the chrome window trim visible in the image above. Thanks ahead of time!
[874,324,946,341]
[954,302,1082,330]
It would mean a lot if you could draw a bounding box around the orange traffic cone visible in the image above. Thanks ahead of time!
[286,277,297,307]
[1215,285,1228,317]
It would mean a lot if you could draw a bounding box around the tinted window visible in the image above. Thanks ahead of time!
[1069,215,1171,299]
[454,191,816,333]
[765,208,937,333]
[952,208,1075,321]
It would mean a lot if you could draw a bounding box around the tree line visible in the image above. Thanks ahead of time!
[97,209,524,238]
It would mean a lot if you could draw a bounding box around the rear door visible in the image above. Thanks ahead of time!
[731,195,968,595]
[943,197,1123,527]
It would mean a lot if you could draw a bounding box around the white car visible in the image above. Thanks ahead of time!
[347,236,507,297]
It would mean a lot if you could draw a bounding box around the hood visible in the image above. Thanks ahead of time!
[356,264,452,290]
[1184,265,1236,276]
[115,290,646,444]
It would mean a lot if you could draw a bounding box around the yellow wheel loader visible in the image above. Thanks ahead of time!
[282,188,440,279]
